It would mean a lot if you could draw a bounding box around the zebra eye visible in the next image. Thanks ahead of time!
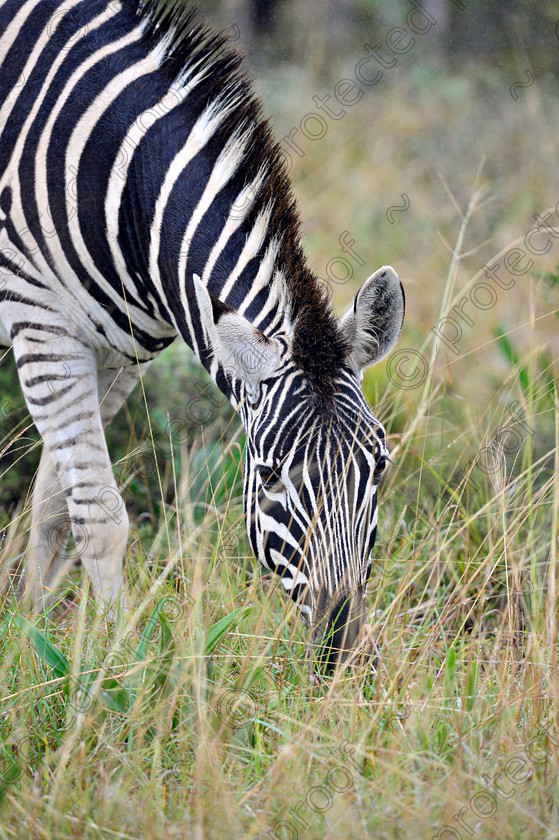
[373,455,386,484]
[258,464,282,489]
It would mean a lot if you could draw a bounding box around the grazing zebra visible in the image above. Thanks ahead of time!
[0,0,404,672]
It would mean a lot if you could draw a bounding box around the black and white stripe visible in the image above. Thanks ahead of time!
[0,0,404,669]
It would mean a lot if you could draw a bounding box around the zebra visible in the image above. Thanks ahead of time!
[0,0,405,673]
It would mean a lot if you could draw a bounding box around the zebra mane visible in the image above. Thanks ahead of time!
[127,0,350,399]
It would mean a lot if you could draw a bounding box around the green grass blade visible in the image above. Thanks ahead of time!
[134,597,170,664]
[159,611,173,654]
[12,614,70,679]
[204,606,251,657]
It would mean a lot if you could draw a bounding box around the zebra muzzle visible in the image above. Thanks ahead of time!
[311,589,374,676]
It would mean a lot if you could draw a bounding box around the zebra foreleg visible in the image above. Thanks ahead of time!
[15,332,130,619]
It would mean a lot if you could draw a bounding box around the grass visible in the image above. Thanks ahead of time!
[1,241,557,836]
[1,20,559,840]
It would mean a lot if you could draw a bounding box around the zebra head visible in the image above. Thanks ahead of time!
[194,266,404,674]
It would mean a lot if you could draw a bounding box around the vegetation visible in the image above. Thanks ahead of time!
[1,1,558,838]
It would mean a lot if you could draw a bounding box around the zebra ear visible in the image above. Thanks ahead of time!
[339,266,405,377]
[193,275,283,394]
